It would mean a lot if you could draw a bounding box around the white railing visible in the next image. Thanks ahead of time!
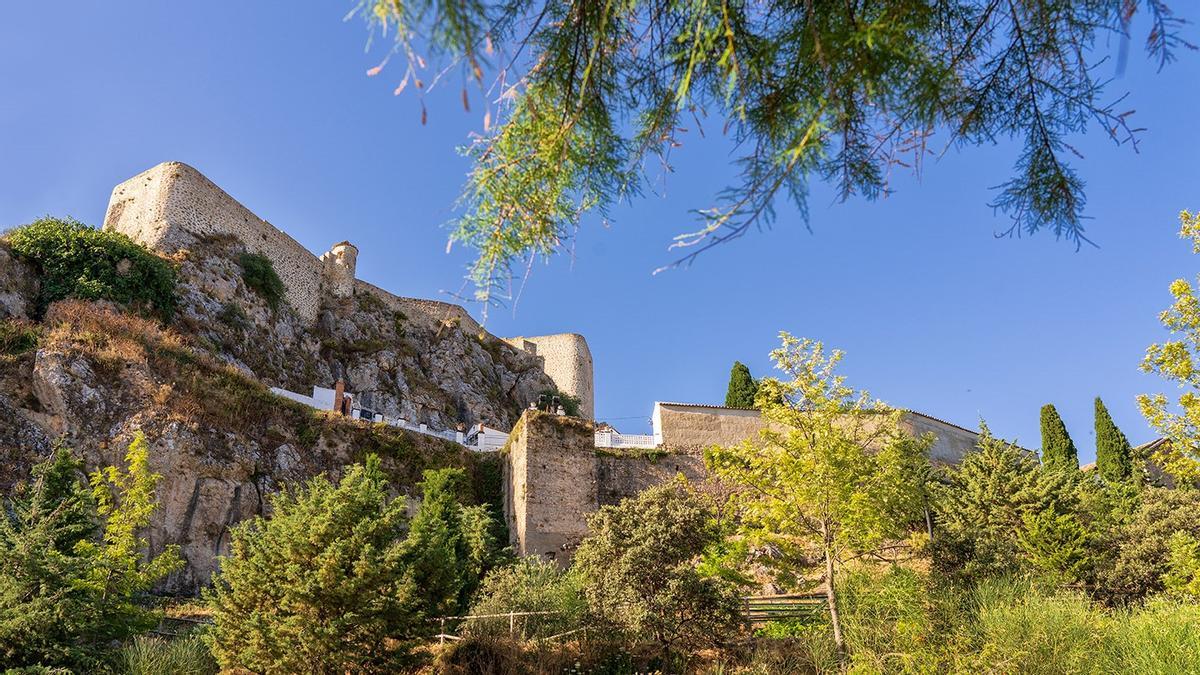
[594,431,660,449]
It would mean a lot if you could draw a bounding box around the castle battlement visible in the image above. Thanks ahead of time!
[102,161,595,419]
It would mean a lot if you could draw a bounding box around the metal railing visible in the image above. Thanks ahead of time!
[743,593,827,626]
[594,431,660,449]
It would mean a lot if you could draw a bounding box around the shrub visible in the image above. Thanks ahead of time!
[0,319,39,355]
[120,634,217,675]
[1104,487,1200,598]
[536,388,582,417]
[204,455,421,673]
[573,479,744,658]
[0,437,182,671]
[216,301,249,331]
[238,252,284,311]
[465,557,586,640]
[5,217,176,320]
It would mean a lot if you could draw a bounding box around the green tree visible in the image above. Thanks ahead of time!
[724,361,758,408]
[934,426,1083,584]
[0,437,181,671]
[1139,210,1200,485]
[706,333,932,657]
[354,1,1187,307]
[1039,403,1077,470]
[572,479,743,658]
[1103,488,1200,599]
[205,455,421,674]
[1095,397,1134,483]
[403,468,500,619]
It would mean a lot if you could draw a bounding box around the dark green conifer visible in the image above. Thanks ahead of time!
[1039,404,1078,470]
[1095,397,1134,483]
[724,361,758,408]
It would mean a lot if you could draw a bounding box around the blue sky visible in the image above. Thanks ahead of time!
[2,4,1198,459]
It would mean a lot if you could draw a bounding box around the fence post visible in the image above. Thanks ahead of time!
[509,611,515,639]
[439,617,445,646]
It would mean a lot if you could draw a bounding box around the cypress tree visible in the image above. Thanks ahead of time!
[724,361,758,408]
[1095,397,1134,482]
[1039,404,1078,470]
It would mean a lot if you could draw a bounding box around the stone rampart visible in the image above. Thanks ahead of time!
[103,162,327,322]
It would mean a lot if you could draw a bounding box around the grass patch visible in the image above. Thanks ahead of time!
[120,634,217,675]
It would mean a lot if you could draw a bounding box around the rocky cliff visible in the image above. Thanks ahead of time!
[0,234,554,594]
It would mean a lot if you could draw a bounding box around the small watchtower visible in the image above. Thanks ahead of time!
[319,241,358,299]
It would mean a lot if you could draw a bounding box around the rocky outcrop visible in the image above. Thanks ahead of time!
[0,224,549,594]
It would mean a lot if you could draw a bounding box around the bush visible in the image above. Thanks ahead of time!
[536,388,582,417]
[238,252,284,311]
[573,479,745,658]
[0,437,182,671]
[120,634,217,675]
[465,557,586,640]
[5,217,176,320]
[204,455,421,673]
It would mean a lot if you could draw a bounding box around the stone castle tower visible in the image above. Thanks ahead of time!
[319,241,358,299]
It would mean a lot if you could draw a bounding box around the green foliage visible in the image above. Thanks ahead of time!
[465,557,585,640]
[5,216,176,320]
[404,468,501,619]
[1104,488,1200,599]
[1140,210,1200,485]
[205,455,421,673]
[706,333,932,654]
[0,319,40,355]
[1095,397,1134,483]
[723,361,758,408]
[238,252,284,311]
[357,1,1183,303]
[1039,403,1077,470]
[120,634,217,675]
[1017,509,1094,582]
[0,438,181,671]
[573,479,743,657]
[934,426,1085,584]
[535,388,581,417]
[1164,532,1200,599]
[839,566,942,674]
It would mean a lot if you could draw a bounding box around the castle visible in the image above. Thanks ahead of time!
[103,161,594,419]
[102,162,982,565]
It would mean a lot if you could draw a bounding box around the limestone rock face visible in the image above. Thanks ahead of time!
[0,244,37,320]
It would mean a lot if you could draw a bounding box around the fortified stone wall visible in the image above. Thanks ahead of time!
[595,451,706,506]
[103,162,328,322]
[504,334,594,419]
[503,411,597,561]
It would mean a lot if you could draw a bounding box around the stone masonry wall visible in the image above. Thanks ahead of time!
[504,334,594,419]
[103,162,327,322]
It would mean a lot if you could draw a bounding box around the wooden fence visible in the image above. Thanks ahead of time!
[743,593,827,626]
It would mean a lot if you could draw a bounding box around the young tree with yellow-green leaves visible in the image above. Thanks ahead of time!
[1139,210,1200,486]
[705,333,932,658]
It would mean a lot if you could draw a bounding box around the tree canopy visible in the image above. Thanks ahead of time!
[355,0,1190,309]
[1039,403,1078,470]
[1095,397,1133,483]
[723,360,757,408]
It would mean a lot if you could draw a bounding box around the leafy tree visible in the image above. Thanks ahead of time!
[706,333,931,657]
[354,1,1188,307]
[205,455,421,674]
[1140,210,1200,485]
[724,361,758,408]
[934,426,1083,584]
[403,468,501,619]
[0,437,181,671]
[1039,403,1077,470]
[238,252,285,311]
[1103,488,1200,598]
[1095,397,1133,483]
[572,479,743,658]
[1163,532,1200,599]
[5,216,177,320]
